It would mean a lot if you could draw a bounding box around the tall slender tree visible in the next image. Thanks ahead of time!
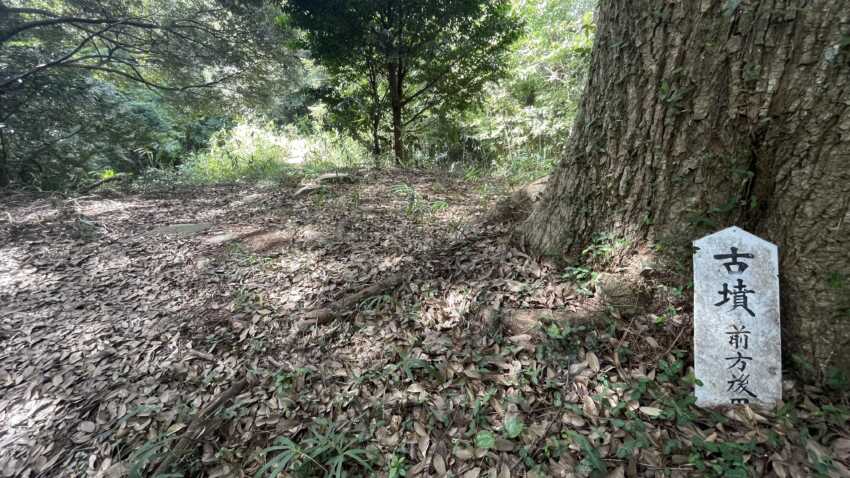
[522,0,850,372]
[284,0,521,163]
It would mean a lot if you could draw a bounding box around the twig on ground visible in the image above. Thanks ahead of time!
[64,195,98,203]
[603,457,695,471]
[661,315,690,359]
[516,411,559,471]
[614,315,638,353]
[296,272,406,331]
[186,348,217,362]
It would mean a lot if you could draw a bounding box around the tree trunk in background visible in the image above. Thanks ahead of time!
[0,128,9,188]
[391,103,403,164]
[371,117,381,164]
[388,62,405,164]
[366,60,383,166]
[522,0,850,371]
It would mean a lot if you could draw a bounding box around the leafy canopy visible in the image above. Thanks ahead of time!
[283,0,523,161]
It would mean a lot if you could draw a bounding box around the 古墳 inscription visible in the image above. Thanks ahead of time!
[693,227,781,408]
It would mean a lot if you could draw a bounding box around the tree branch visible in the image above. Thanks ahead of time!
[2,6,59,17]
[0,22,117,91]
[1,16,162,44]
[52,64,241,91]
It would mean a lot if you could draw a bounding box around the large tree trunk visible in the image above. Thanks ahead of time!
[523,0,850,371]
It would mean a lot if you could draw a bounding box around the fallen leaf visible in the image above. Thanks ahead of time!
[463,467,481,478]
[454,447,474,461]
[433,454,446,475]
[586,352,600,372]
[78,421,96,433]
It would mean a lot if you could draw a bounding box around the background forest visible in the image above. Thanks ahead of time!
[1,0,595,191]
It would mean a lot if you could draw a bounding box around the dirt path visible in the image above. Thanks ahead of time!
[0,171,578,477]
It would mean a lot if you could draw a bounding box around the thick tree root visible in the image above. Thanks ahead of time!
[81,173,127,192]
[152,378,250,476]
[293,228,501,333]
[295,273,406,331]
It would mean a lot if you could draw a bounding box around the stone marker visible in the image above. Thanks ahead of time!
[693,226,781,408]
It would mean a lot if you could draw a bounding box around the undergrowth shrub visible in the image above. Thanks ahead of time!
[179,122,294,183]
[174,122,370,185]
[401,0,594,186]
[301,130,371,177]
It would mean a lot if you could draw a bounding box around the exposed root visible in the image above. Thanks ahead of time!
[153,377,250,476]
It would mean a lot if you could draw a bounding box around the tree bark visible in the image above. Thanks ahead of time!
[388,62,405,164]
[522,0,850,371]
[0,127,9,188]
[371,115,382,163]
[365,57,384,166]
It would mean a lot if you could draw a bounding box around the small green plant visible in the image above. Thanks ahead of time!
[231,286,263,311]
[99,168,117,180]
[391,183,423,216]
[657,355,685,384]
[503,415,525,439]
[127,436,174,478]
[669,285,685,298]
[688,436,757,478]
[540,322,587,359]
[348,190,362,209]
[429,199,449,213]
[825,367,850,393]
[358,294,393,313]
[390,183,449,220]
[390,183,415,197]
[310,185,333,207]
[651,305,679,326]
[256,418,375,478]
[475,430,496,450]
[384,349,430,382]
[582,232,630,262]
[273,367,314,398]
[462,165,485,182]
[387,454,408,478]
[226,242,271,268]
[562,266,597,296]
[565,430,607,477]
[611,419,651,459]
[470,388,497,428]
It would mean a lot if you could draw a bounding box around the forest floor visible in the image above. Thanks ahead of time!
[1,170,848,478]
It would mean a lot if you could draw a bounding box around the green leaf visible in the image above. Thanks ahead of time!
[475,430,496,450]
[504,416,525,439]
[723,0,742,16]
[546,323,562,338]
[344,449,373,470]
[566,430,607,476]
